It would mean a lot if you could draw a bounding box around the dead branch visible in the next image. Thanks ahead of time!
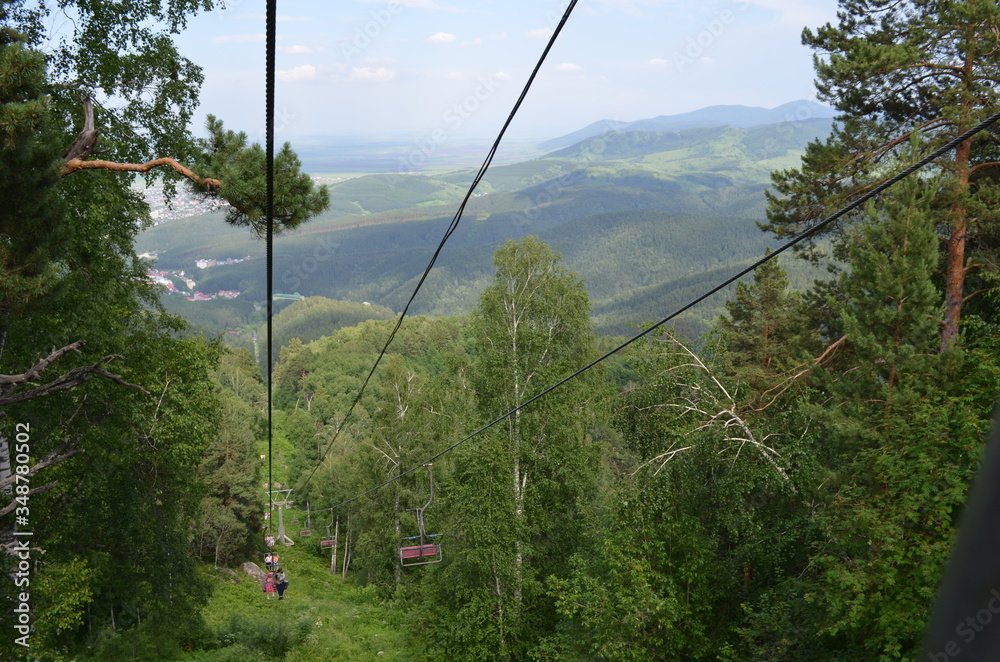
[0,433,86,494]
[0,481,61,518]
[62,94,98,162]
[640,333,793,486]
[751,335,848,412]
[0,342,150,407]
[62,157,221,192]
[0,341,86,386]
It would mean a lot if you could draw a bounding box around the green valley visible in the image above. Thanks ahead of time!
[137,115,834,340]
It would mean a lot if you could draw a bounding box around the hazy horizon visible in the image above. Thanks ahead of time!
[155,1,840,143]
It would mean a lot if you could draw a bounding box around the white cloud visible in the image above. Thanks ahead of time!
[208,33,265,44]
[488,32,507,40]
[525,28,552,38]
[556,62,582,71]
[277,65,318,82]
[647,57,669,67]
[365,57,399,64]
[493,71,511,80]
[698,56,714,64]
[347,67,396,82]
[427,32,457,44]
[460,37,483,47]
[279,45,321,54]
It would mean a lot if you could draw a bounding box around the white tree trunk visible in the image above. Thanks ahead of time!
[0,433,10,498]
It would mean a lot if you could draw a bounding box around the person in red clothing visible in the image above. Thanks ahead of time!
[264,571,276,600]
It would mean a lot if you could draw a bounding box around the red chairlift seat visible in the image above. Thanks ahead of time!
[399,542,442,565]
[320,537,337,549]
[399,465,442,567]
[299,529,311,537]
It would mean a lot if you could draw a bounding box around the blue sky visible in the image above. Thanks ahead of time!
[173,0,840,142]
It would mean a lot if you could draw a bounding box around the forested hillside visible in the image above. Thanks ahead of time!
[5,0,1000,661]
[138,115,831,339]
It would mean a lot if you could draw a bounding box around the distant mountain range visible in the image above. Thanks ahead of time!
[539,100,837,151]
[140,100,836,343]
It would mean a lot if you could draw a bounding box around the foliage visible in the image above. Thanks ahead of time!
[0,23,67,316]
[195,116,330,236]
[716,252,817,406]
[417,237,605,660]
[192,348,266,567]
[547,330,806,660]
[763,0,1000,347]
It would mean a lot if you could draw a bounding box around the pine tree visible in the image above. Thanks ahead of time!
[716,252,814,408]
[786,169,990,658]
[0,24,67,319]
[763,0,1000,350]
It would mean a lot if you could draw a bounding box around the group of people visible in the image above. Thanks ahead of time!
[263,553,288,600]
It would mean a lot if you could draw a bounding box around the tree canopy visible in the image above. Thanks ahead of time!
[763,0,1000,350]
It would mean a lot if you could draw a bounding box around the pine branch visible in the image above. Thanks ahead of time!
[61,157,221,192]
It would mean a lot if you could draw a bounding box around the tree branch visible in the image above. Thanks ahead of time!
[968,161,1000,176]
[0,433,86,493]
[0,341,84,386]
[61,157,221,192]
[751,335,848,412]
[0,341,150,406]
[0,481,60,518]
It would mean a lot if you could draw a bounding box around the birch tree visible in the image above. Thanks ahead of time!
[427,237,602,660]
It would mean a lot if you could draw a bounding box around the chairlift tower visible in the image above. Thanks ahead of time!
[266,488,296,546]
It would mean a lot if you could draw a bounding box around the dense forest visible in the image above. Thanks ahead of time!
[4,1,1000,661]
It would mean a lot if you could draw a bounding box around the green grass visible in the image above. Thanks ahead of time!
[175,544,413,661]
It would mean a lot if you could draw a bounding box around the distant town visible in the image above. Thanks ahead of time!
[138,180,339,303]
[142,186,225,224]
[140,252,245,301]
[140,175,342,225]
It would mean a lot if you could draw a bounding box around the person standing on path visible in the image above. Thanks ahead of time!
[264,571,276,600]
[275,567,288,600]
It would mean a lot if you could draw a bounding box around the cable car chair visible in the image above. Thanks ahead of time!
[399,464,442,567]
[299,502,312,537]
[320,511,337,549]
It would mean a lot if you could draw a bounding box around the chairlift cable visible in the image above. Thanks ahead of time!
[294,0,582,497]
[265,0,276,533]
[327,108,1000,512]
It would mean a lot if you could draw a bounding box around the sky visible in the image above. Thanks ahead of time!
[169,0,841,144]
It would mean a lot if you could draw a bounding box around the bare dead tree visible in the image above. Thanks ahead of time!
[632,333,793,488]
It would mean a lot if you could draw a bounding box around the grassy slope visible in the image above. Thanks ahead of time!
[175,543,414,661]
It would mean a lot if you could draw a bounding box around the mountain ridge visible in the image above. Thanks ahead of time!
[539,99,837,151]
